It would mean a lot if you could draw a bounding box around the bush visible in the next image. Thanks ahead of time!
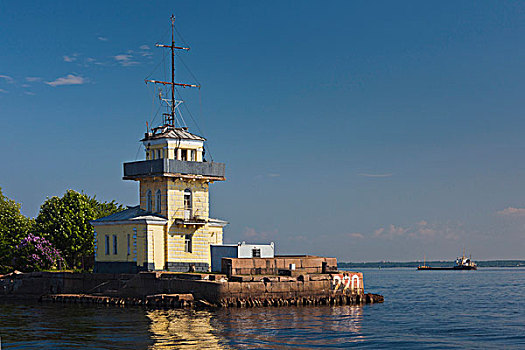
[13,233,64,272]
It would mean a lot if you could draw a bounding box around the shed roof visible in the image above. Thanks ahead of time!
[91,205,167,225]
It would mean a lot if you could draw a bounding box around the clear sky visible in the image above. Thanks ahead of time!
[1,1,524,261]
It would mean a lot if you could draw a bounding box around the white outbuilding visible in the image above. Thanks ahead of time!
[210,242,275,272]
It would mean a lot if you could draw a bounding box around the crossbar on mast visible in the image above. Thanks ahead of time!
[155,44,190,51]
[145,79,200,88]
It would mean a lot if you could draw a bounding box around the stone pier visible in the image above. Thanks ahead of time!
[0,271,384,308]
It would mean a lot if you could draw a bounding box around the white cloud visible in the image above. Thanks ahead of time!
[25,77,42,82]
[0,88,7,93]
[24,91,36,96]
[243,227,278,240]
[0,75,14,83]
[373,220,461,241]
[497,207,525,217]
[63,55,76,62]
[98,36,108,41]
[358,173,393,178]
[388,224,407,236]
[373,227,385,237]
[114,54,138,66]
[139,45,150,50]
[347,232,364,239]
[45,74,86,87]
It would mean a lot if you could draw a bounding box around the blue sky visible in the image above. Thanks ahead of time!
[1,1,524,261]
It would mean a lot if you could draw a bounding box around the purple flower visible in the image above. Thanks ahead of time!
[14,233,64,272]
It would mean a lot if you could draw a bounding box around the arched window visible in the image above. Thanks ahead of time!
[146,190,152,212]
[155,190,161,213]
[184,189,192,219]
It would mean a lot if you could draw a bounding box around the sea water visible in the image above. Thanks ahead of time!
[0,268,523,349]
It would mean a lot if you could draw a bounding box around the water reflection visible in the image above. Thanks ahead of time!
[217,306,364,349]
[146,306,364,349]
[146,309,227,349]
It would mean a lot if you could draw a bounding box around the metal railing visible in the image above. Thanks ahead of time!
[123,159,225,178]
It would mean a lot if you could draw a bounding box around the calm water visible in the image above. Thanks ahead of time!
[0,268,523,349]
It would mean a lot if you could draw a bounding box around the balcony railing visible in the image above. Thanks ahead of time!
[123,159,225,179]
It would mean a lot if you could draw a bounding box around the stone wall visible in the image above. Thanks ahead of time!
[0,270,378,308]
[221,256,338,275]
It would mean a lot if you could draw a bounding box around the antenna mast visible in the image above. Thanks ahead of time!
[145,14,200,128]
[170,15,176,127]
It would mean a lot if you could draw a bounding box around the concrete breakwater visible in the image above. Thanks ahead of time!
[0,271,383,308]
[42,292,384,308]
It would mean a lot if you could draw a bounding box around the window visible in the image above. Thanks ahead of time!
[184,189,192,220]
[113,235,118,255]
[127,234,130,256]
[132,228,137,262]
[184,234,193,253]
[174,148,179,160]
[105,235,110,255]
[190,149,196,161]
[146,190,152,212]
[252,248,261,258]
[181,149,187,161]
[156,149,161,159]
[184,189,192,209]
[94,230,98,258]
[155,190,161,213]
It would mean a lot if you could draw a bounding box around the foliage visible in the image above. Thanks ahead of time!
[12,233,64,272]
[0,187,34,272]
[35,190,124,270]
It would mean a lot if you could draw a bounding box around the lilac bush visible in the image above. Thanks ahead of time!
[13,233,64,271]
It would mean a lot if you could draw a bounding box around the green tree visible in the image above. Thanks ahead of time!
[0,187,33,271]
[35,190,123,270]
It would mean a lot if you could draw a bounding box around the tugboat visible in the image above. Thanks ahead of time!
[417,250,477,270]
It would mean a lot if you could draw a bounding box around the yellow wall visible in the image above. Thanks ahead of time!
[138,176,221,269]
[151,224,166,270]
[166,224,223,266]
[139,178,209,220]
[167,179,209,220]
[139,177,169,217]
[94,222,167,270]
[95,224,145,265]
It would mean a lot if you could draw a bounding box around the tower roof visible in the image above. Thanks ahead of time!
[142,126,205,142]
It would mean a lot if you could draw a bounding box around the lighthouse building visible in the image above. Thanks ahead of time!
[91,16,227,273]
[91,126,227,273]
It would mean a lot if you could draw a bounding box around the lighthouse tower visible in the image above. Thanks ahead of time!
[91,16,227,273]
[119,126,227,272]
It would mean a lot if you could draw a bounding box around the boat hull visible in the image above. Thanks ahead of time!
[417,266,477,271]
